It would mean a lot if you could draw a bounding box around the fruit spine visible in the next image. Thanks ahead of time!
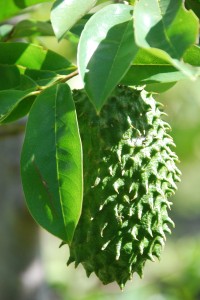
[68,85,181,288]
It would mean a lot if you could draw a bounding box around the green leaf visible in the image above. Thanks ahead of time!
[122,64,184,85]
[78,4,138,111]
[145,82,176,93]
[18,75,38,91]
[183,45,200,66]
[134,0,198,58]
[185,0,200,18]
[134,0,199,79]
[0,89,35,123]
[24,69,59,86]
[70,15,92,37]
[121,45,200,86]
[0,24,13,41]
[51,0,97,41]
[21,84,83,242]
[1,94,36,124]
[0,65,20,90]
[0,0,53,21]
[0,42,75,74]
[11,20,54,39]
[121,49,186,85]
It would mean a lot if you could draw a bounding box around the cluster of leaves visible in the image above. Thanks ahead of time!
[0,0,199,244]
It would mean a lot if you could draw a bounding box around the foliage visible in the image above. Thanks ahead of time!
[0,0,200,288]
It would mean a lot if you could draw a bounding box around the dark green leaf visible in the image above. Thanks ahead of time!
[18,75,38,91]
[21,84,83,242]
[24,69,59,86]
[0,65,20,90]
[185,0,200,18]
[1,94,36,124]
[0,42,75,74]
[78,4,138,111]
[51,0,97,41]
[70,14,92,37]
[0,0,53,21]
[0,89,35,123]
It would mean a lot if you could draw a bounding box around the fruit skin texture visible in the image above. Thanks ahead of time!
[68,86,181,288]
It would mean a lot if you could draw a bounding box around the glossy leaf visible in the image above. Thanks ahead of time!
[134,0,198,58]
[134,0,199,79]
[51,0,97,41]
[0,0,52,21]
[0,42,75,74]
[0,89,34,123]
[21,84,83,242]
[78,4,138,111]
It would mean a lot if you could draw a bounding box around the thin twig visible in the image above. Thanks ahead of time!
[60,69,79,82]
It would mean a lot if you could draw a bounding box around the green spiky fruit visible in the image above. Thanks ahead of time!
[68,85,181,288]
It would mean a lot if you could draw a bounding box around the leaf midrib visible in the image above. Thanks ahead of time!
[54,85,68,240]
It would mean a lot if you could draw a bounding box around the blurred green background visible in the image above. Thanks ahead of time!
[0,2,200,300]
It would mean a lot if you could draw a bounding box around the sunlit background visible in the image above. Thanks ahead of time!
[0,2,200,300]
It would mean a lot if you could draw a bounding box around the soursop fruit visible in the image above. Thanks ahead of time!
[68,85,181,288]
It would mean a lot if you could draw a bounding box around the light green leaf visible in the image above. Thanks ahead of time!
[21,84,83,243]
[0,42,75,74]
[78,4,138,111]
[134,0,199,79]
[51,0,97,41]
[183,45,200,67]
[0,24,13,40]
[0,0,52,21]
